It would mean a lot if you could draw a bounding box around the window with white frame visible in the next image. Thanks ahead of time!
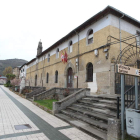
[48,54,50,62]
[56,48,59,58]
[68,41,73,53]
[87,29,93,45]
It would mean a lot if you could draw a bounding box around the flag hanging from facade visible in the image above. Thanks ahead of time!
[61,51,64,63]
[61,50,68,63]
[64,50,68,63]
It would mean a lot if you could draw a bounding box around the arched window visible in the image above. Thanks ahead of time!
[87,29,93,45]
[46,73,49,83]
[55,71,58,83]
[86,63,93,82]
[56,48,59,58]
[68,41,73,53]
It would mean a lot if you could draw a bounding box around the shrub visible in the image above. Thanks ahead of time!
[4,81,12,87]
[63,88,70,97]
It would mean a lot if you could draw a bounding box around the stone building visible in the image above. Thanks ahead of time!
[26,6,140,94]
[0,76,7,84]
[13,66,20,79]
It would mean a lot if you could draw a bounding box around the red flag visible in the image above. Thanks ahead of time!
[64,50,68,63]
[61,51,64,63]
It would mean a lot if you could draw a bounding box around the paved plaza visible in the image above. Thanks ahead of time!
[0,86,96,140]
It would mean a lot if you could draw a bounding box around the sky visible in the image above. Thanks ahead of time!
[0,0,140,62]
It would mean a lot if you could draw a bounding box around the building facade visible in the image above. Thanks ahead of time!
[19,63,28,79]
[26,6,140,94]
[0,76,7,84]
[13,66,20,79]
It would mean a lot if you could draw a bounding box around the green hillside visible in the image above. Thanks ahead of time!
[0,59,28,76]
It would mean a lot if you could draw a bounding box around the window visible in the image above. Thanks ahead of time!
[86,62,93,82]
[68,41,73,53]
[23,69,24,72]
[56,48,59,58]
[87,29,93,45]
[21,70,22,73]
[48,54,50,62]
[46,73,49,83]
[55,71,58,83]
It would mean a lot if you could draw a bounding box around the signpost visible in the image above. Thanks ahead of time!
[117,64,140,76]
[116,64,140,140]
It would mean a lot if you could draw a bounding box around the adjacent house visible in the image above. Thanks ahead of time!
[19,63,27,79]
[13,66,21,79]
[0,76,7,84]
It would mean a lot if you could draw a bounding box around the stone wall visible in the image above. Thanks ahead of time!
[26,87,46,98]
[25,86,43,91]
[33,88,81,101]
[53,88,90,114]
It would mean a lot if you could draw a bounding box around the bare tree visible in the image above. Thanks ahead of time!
[3,66,13,76]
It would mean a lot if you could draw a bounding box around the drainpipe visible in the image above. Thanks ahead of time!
[119,14,125,140]
[42,55,46,87]
[74,30,79,88]
[119,14,124,63]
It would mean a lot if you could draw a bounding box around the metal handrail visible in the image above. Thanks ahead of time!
[124,85,134,95]
[117,85,136,119]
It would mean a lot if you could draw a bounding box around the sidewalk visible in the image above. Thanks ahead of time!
[0,86,96,140]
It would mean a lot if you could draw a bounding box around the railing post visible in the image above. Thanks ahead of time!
[117,97,120,119]
[135,76,138,109]
[121,74,125,140]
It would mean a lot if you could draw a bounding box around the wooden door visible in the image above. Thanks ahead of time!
[67,68,73,88]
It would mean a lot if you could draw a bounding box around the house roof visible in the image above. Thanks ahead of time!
[0,76,7,79]
[19,63,27,70]
[13,66,21,69]
[27,5,140,65]
[26,58,36,65]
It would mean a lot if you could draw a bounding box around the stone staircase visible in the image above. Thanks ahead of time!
[55,94,120,140]
[26,87,46,102]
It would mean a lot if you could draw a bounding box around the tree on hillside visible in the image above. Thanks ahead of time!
[3,66,13,76]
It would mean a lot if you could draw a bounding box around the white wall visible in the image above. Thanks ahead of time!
[110,14,140,35]
[19,65,28,79]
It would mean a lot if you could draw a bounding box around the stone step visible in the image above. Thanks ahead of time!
[67,106,109,122]
[27,98,33,102]
[55,113,107,140]
[82,97,118,105]
[78,100,118,111]
[87,95,119,100]
[61,109,108,131]
[84,96,132,105]
[72,103,116,117]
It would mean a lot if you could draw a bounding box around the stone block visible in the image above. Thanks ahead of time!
[107,118,121,140]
